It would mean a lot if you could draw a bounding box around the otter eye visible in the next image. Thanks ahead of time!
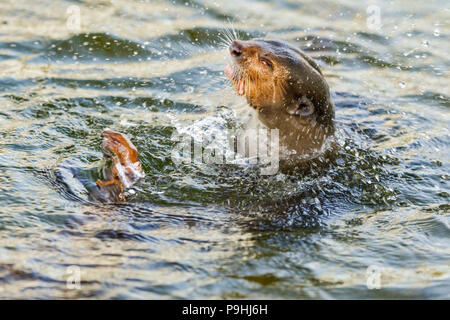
[259,57,273,70]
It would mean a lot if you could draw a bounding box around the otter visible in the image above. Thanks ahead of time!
[225,39,335,158]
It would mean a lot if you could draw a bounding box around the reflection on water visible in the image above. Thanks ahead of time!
[0,0,449,299]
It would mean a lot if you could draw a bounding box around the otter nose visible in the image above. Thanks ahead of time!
[230,40,244,57]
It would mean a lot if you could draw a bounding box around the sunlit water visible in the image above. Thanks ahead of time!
[0,0,448,299]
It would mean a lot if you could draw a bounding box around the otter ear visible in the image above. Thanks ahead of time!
[286,96,315,116]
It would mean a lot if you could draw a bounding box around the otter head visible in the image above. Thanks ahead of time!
[225,39,334,133]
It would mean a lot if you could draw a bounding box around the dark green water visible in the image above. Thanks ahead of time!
[0,0,448,299]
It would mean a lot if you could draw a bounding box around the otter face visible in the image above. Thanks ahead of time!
[225,39,288,110]
[225,39,334,129]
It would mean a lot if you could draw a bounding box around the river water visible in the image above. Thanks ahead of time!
[0,0,448,299]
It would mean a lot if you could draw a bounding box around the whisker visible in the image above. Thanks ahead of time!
[228,20,239,42]
[223,25,234,43]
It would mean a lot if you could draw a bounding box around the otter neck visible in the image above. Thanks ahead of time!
[256,107,333,156]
